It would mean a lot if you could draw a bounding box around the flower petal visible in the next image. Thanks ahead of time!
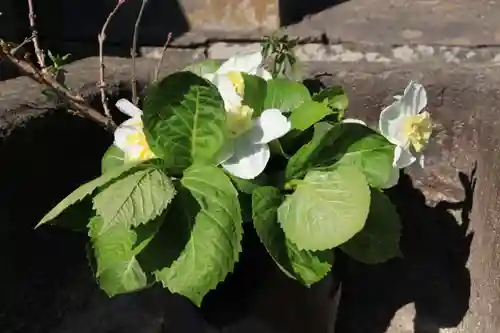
[247,108,291,144]
[400,81,427,115]
[221,137,270,180]
[342,118,367,126]
[379,102,409,147]
[116,99,142,118]
[114,117,143,151]
[216,140,236,165]
[216,51,263,75]
[393,145,416,169]
[381,167,401,189]
[212,74,242,110]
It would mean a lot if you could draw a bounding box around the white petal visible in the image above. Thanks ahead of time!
[216,140,236,165]
[216,51,263,75]
[221,138,270,180]
[400,81,427,115]
[247,108,291,144]
[213,74,242,110]
[113,117,142,151]
[379,102,409,147]
[342,118,367,126]
[116,98,142,118]
[393,145,416,169]
[381,167,401,189]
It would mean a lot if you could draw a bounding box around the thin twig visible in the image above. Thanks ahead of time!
[153,32,172,82]
[10,34,35,55]
[131,0,149,106]
[97,1,125,118]
[0,46,116,132]
[27,0,46,70]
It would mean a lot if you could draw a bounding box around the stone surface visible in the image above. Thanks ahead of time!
[1,56,500,333]
[181,0,279,31]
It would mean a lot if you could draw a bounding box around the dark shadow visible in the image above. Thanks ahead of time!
[9,0,190,62]
[0,110,111,332]
[279,0,350,26]
[335,167,475,333]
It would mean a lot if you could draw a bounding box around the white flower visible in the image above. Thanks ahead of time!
[219,108,291,180]
[379,81,432,170]
[113,99,155,162]
[204,49,272,112]
[202,49,290,179]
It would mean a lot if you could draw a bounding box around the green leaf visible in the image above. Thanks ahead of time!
[92,167,176,236]
[322,123,395,188]
[340,189,402,264]
[278,165,370,251]
[89,215,164,296]
[183,59,221,77]
[155,165,243,306]
[241,73,267,116]
[285,121,340,180]
[101,144,125,174]
[289,100,332,131]
[143,71,227,171]
[252,186,331,286]
[313,86,348,111]
[264,78,311,112]
[36,161,143,228]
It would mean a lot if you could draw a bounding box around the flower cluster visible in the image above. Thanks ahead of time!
[114,49,431,188]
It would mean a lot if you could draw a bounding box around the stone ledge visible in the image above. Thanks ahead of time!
[1,57,500,333]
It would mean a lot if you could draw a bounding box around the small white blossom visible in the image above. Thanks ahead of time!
[204,49,290,179]
[379,81,432,169]
[113,99,155,162]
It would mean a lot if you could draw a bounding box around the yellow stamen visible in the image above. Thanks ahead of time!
[227,71,245,96]
[125,130,155,161]
[402,111,432,152]
[227,105,254,138]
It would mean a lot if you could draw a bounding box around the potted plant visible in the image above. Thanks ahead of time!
[31,34,433,332]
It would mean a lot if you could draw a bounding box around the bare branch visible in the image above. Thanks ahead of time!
[27,0,46,70]
[10,34,35,56]
[153,32,172,82]
[97,1,125,118]
[131,0,149,106]
[0,45,117,132]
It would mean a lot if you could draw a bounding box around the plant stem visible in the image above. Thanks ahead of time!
[131,0,149,106]
[98,1,125,118]
[27,0,46,70]
[153,32,172,82]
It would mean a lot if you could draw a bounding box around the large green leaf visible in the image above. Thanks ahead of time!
[285,121,340,180]
[36,161,143,228]
[285,122,394,188]
[241,73,267,117]
[321,123,395,188]
[289,100,332,131]
[101,144,125,174]
[183,59,221,77]
[92,167,176,236]
[252,186,331,286]
[89,215,163,296]
[142,72,227,171]
[340,189,402,263]
[278,165,370,251]
[155,165,243,306]
[264,78,311,113]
